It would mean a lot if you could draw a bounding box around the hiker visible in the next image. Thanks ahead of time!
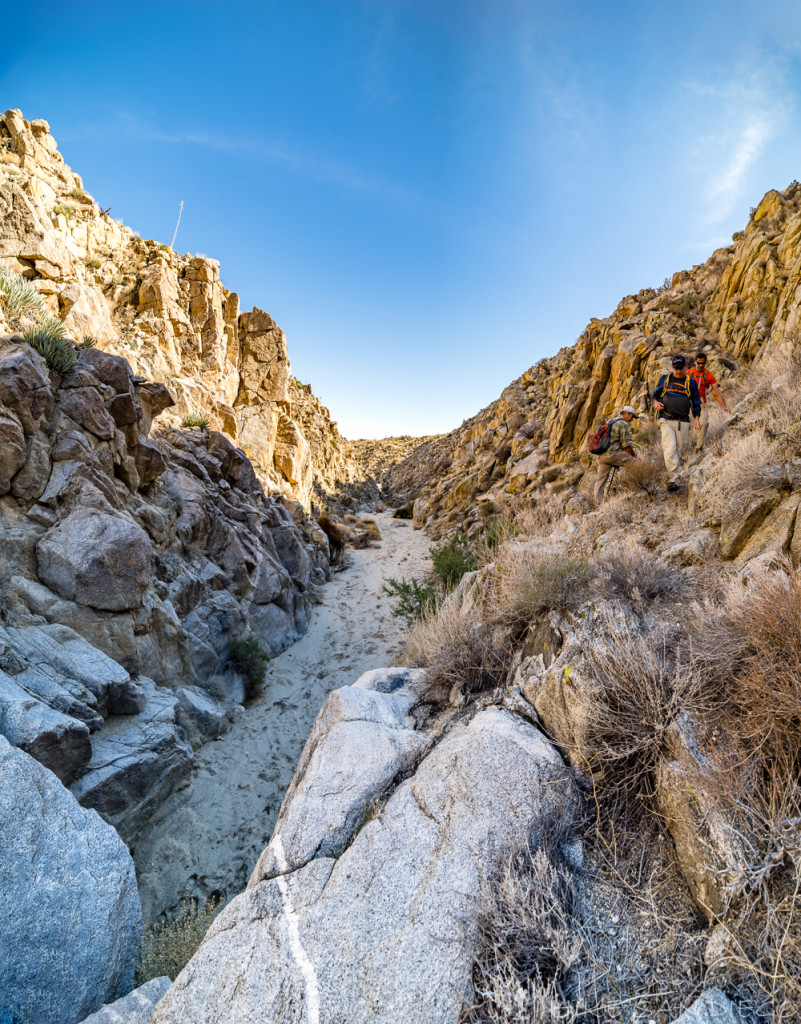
[653,355,701,491]
[689,351,729,451]
[592,406,640,504]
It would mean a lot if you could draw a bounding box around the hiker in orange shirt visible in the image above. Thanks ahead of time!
[689,352,729,451]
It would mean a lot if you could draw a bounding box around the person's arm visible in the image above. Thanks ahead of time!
[690,378,701,427]
[620,421,638,459]
[711,380,729,412]
[653,375,666,411]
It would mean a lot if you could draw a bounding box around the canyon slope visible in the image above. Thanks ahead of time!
[386,183,801,534]
[0,108,360,506]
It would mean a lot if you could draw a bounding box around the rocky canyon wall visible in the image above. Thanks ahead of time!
[0,108,360,507]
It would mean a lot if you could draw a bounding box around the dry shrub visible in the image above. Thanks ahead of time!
[591,544,687,611]
[698,430,789,524]
[743,343,801,440]
[511,495,571,543]
[467,845,580,1024]
[687,563,801,1020]
[401,590,508,701]
[138,896,221,982]
[584,621,707,811]
[491,543,591,626]
[616,454,664,496]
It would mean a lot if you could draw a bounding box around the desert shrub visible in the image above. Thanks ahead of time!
[732,230,745,241]
[382,576,438,624]
[687,565,801,1019]
[68,188,88,201]
[85,257,102,270]
[226,635,269,699]
[468,845,580,1024]
[591,545,687,610]
[137,896,220,983]
[81,335,96,348]
[182,412,210,430]
[475,514,516,562]
[431,533,478,592]
[616,453,664,495]
[401,591,508,701]
[318,512,346,565]
[0,264,47,317]
[584,622,707,810]
[22,325,74,374]
[346,515,381,548]
[492,544,591,625]
[698,430,789,524]
[392,500,414,519]
[52,202,74,220]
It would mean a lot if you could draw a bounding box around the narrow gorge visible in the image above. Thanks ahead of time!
[3,106,801,1024]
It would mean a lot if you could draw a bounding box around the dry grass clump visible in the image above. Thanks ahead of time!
[616,454,665,496]
[591,544,687,611]
[401,590,508,702]
[698,430,789,524]
[467,844,580,1024]
[345,514,382,548]
[491,543,591,626]
[584,622,707,809]
[137,896,221,982]
[742,343,801,441]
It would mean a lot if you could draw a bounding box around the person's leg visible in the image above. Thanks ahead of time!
[696,403,709,450]
[660,420,680,481]
[594,454,614,503]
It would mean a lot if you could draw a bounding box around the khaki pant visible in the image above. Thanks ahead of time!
[594,450,634,503]
[696,402,709,450]
[660,418,690,482]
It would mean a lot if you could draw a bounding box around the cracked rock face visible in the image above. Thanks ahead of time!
[154,673,577,1024]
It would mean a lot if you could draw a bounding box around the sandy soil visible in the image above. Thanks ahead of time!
[133,511,432,921]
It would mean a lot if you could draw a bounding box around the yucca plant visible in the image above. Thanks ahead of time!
[81,335,97,348]
[0,263,47,317]
[23,325,75,375]
[182,412,210,430]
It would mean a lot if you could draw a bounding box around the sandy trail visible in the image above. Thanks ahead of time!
[134,511,432,920]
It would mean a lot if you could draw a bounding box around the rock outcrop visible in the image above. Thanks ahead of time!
[0,337,325,839]
[0,736,142,1024]
[0,109,361,506]
[385,182,801,536]
[152,669,577,1024]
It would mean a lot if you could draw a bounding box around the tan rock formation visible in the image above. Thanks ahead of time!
[0,109,360,507]
[387,181,801,536]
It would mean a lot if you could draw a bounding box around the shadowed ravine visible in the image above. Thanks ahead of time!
[133,512,432,921]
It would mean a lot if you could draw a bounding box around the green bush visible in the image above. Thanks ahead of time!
[137,896,220,983]
[85,257,102,270]
[226,635,270,698]
[22,325,74,374]
[431,534,478,592]
[383,576,438,624]
[52,203,75,220]
[182,412,210,430]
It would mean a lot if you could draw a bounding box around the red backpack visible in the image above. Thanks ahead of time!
[588,418,621,455]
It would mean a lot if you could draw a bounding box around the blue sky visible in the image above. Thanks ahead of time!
[3,1,801,438]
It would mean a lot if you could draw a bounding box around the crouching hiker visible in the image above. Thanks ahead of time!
[653,355,700,491]
[591,406,640,504]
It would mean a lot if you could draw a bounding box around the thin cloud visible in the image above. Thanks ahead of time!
[684,58,792,224]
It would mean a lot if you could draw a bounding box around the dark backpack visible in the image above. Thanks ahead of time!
[588,418,621,455]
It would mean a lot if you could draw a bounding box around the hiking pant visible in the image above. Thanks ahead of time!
[660,418,690,481]
[594,450,634,503]
[696,403,709,450]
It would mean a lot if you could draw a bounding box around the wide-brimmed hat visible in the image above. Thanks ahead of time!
[619,405,639,417]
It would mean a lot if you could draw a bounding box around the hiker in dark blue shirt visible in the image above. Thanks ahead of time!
[652,355,701,491]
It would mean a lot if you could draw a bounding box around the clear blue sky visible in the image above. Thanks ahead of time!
[3,1,801,437]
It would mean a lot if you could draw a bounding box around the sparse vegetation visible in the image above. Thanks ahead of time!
[226,635,270,699]
[382,576,438,624]
[81,335,96,348]
[0,263,47,317]
[52,203,75,220]
[492,545,591,625]
[85,257,102,270]
[430,533,478,592]
[137,897,221,983]
[22,325,74,374]
[182,412,210,430]
[591,544,686,610]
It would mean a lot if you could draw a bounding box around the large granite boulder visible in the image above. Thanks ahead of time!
[77,978,172,1024]
[0,736,142,1024]
[153,705,577,1024]
[36,510,152,611]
